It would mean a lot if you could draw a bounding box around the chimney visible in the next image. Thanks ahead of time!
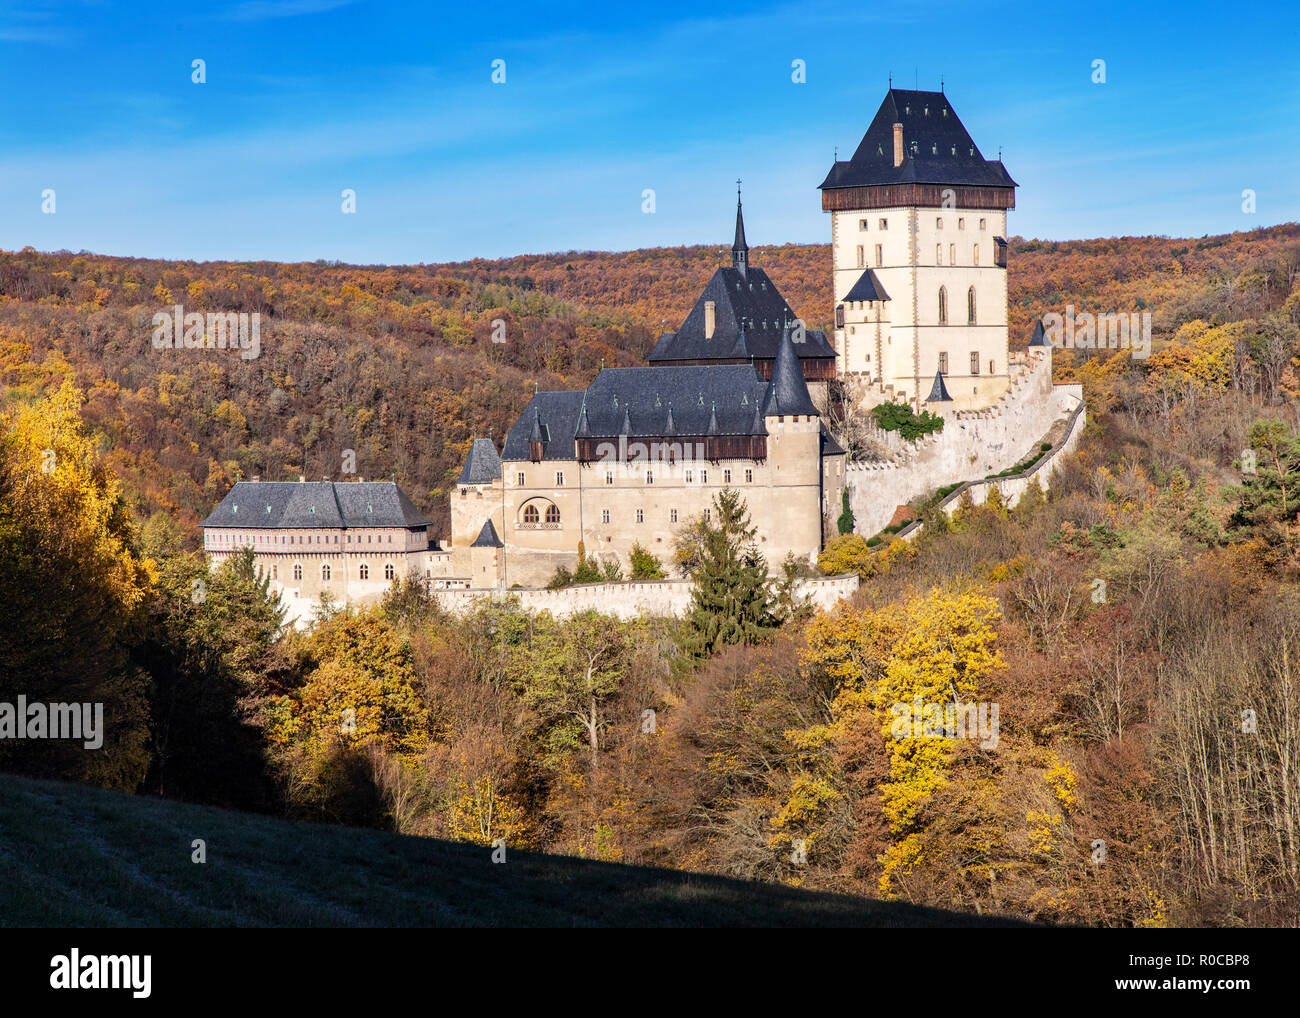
[893,123,904,167]
[704,300,716,339]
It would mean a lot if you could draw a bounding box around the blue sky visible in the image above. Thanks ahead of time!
[1,0,1297,264]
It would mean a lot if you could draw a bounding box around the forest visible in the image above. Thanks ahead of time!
[2,221,1300,926]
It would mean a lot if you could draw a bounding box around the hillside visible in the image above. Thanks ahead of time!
[1,223,1296,540]
[0,774,1027,928]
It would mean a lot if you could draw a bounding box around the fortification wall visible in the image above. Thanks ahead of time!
[844,351,1082,536]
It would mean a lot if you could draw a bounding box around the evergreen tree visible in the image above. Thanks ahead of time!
[1231,418,1300,552]
[684,489,776,657]
[837,489,855,535]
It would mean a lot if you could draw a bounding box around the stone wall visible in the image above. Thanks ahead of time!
[844,350,1083,536]
[272,573,860,629]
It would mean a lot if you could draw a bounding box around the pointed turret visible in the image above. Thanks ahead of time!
[764,323,819,416]
[707,401,719,436]
[664,403,676,436]
[1028,317,1051,347]
[926,369,953,402]
[575,397,591,438]
[732,183,748,279]
[620,406,633,436]
[528,408,544,462]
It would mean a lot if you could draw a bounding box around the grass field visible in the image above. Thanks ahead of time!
[0,774,1032,927]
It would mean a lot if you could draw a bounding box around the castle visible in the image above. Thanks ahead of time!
[202,88,1082,622]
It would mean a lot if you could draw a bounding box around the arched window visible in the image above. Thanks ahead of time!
[321,564,331,581]
[967,287,977,325]
[545,504,561,525]
[523,504,539,524]
[384,563,395,580]
[359,563,369,580]
[293,563,302,581]
[935,243,942,265]
[938,287,948,325]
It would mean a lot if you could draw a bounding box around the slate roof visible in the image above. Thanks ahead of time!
[502,330,821,463]
[1027,318,1050,346]
[457,438,502,484]
[648,265,836,365]
[820,88,1016,191]
[820,423,847,457]
[471,518,504,548]
[844,268,890,303]
[926,369,954,402]
[202,481,432,530]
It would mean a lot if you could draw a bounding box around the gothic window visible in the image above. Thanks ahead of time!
[938,287,948,325]
[555,471,564,486]
[359,563,369,579]
[545,504,561,525]
[745,469,753,483]
[321,564,331,581]
[523,504,539,524]
[384,563,394,580]
[968,287,977,325]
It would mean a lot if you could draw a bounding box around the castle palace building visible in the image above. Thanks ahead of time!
[821,88,1017,411]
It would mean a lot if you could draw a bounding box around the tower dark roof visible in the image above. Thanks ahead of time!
[732,190,749,276]
[202,480,431,530]
[820,88,1016,191]
[926,370,954,402]
[457,438,502,484]
[843,268,890,303]
[648,266,835,366]
[471,518,504,548]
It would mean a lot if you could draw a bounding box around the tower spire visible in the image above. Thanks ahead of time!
[732,180,748,279]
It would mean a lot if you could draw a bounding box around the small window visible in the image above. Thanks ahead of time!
[958,218,965,230]
[949,243,956,264]
[979,218,987,230]
[516,472,524,486]
[384,563,394,580]
[685,470,693,484]
[359,563,369,580]
[856,245,864,268]
[724,469,732,484]
[555,471,564,486]
[968,287,977,325]
[936,217,942,229]
[646,470,653,484]
[524,504,539,524]
[601,509,610,524]
[879,218,888,230]
[704,508,711,522]
[635,509,644,524]
[875,244,882,266]
[701,470,708,484]
[670,508,678,523]
[271,565,278,580]
[938,287,948,325]
[973,244,980,266]
[321,564,331,581]
[545,504,560,525]
[939,352,948,374]
[936,244,942,265]
[293,563,302,581]
[971,352,980,375]
[745,469,753,483]
[859,218,868,230]
[989,360,996,376]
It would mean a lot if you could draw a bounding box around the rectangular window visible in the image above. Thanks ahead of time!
[979,218,987,230]
[744,469,753,483]
[879,218,888,230]
[646,470,653,484]
[723,469,731,484]
[670,508,678,523]
[859,218,868,231]
[856,245,864,268]
[555,471,564,486]
[874,244,882,266]
[701,470,708,484]
[635,509,644,524]
[601,509,610,524]
[989,360,996,375]
[949,243,956,264]
[516,472,524,486]
[939,352,948,374]
[685,470,693,484]
[605,470,613,485]
[936,244,942,265]
[973,244,980,266]
[936,217,943,229]
[971,352,980,375]
[958,217,965,230]
[704,508,711,522]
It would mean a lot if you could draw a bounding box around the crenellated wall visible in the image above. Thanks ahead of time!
[844,350,1083,536]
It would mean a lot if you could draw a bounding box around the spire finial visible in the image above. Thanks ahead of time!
[732,183,749,278]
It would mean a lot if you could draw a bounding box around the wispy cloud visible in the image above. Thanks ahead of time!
[225,0,354,22]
